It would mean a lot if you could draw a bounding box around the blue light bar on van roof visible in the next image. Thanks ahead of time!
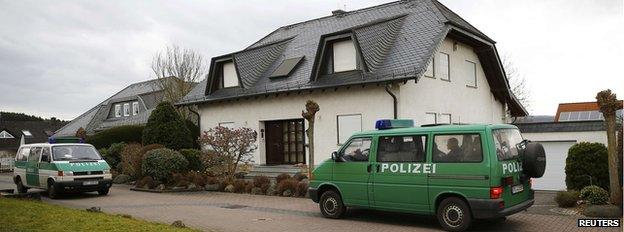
[375,119,414,130]
[48,137,84,144]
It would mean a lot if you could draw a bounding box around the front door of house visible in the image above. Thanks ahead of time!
[265,119,305,165]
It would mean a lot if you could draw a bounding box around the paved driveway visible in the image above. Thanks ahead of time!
[0,174,618,232]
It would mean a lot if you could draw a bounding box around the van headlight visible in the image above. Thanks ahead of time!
[58,171,73,176]
[103,169,111,174]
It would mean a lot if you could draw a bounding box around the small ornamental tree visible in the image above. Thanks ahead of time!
[199,126,257,178]
[142,102,193,150]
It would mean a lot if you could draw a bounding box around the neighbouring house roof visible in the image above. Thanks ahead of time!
[0,121,65,151]
[515,121,606,133]
[554,101,624,121]
[514,115,555,124]
[179,0,527,116]
[54,78,165,137]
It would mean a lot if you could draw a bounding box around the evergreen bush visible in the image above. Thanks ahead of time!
[565,142,609,190]
[142,102,193,150]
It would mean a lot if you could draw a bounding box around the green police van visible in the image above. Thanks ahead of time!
[13,141,113,199]
[308,120,546,232]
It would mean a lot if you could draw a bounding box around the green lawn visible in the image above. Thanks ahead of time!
[0,197,198,232]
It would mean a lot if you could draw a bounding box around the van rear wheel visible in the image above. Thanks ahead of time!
[437,197,472,232]
[16,178,28,194]
[319,190,346,219]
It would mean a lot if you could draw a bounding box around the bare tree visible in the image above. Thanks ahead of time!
[302,100,320,176]
[502,55,531,111]
[596,89,623,205]
[152,45,206,118]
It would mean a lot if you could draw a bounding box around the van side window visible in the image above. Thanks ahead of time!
[377,135,427,162]
[433,134,482,163]
[41,147,51,161]
[28,147,42,162]
[17,147,30,161]
[341,137,371,162]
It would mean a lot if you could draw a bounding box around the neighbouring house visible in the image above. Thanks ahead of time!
[515,101,623,190]
[54,78,166,137]
[0,120,65,157]
[178,0,527,166]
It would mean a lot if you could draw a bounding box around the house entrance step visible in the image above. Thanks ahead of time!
[245,165,303,179]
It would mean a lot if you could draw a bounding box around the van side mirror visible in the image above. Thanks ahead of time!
[41,154,50,163]
[331,151,340,162]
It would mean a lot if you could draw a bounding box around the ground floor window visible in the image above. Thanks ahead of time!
[337,114,362,145]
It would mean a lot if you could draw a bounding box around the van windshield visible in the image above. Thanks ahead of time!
[52,145,102,161]
[492,129,525,161]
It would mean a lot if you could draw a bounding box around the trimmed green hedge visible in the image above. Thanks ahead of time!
[565,142,609,190]
[142,148,189,183]
[87,125,144,149]
[180,149,203,172]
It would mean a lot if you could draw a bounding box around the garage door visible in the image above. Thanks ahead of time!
[531,141,576,191]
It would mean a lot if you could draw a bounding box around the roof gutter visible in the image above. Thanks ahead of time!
[385,84,398,119]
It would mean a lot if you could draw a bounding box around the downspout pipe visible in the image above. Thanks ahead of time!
[385,84,398,119]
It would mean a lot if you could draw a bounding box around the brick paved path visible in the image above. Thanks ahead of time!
[0,174,620,232]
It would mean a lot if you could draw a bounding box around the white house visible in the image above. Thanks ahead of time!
[515,102,622,190]
[179,0,526,166]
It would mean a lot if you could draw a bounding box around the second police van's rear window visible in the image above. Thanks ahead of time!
[433,134,482,163]
[492,129,524,161]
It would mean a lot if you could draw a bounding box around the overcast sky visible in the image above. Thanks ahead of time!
[0,0,622,120]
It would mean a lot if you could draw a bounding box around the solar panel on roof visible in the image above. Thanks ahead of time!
[269,57,304,78]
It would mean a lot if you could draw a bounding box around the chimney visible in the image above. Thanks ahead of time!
[332,9,347,16]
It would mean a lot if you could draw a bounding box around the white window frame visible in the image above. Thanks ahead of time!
[123,103,130,117]
[222,61,239,88]
[337,114,362,145]
[437,52,450,81]
[218,122,236,128]
[132,102,139,116]
[465,60,477,88]
[114,104,122,118]
[332,39,357,73]
[21,130,32,137]
[0,130,14,139]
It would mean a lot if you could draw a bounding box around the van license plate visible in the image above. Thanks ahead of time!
[512,184,524,194]
[83,181,98,186]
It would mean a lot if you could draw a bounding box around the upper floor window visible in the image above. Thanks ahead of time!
[222,61,239,88]
[0,130,14,139]
[437,52,450,81]
[123,103,130,117]
[465,60,477,87]
[439,113,452,124]
[425,112,437,125]
[337,114,362,145]
[114,104,122,118]
[132,102,139,116]
[332,39,357,73]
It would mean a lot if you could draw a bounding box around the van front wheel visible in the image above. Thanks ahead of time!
[16,178,28,194]
[437,197,472,232]
[98,188,109,196]
[319,190,346,219]
[47,181,60,199]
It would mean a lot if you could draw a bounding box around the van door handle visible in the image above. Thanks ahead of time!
[376,164,380,172]
[367,164,372,173]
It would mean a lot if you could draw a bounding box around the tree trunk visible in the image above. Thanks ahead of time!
[605,116,622,204]
[307,120,315,175]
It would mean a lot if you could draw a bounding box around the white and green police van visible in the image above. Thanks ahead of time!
[13,140,113,198]
[309,120,546,232]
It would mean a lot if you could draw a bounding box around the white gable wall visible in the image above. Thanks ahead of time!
[197,37,508,165]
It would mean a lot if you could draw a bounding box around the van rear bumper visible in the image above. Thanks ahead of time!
[54,179,113,193]
[467,195,534,219]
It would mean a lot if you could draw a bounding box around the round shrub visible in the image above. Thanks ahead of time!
[275,173,291,184]
[120,143,143,178]
[142,102,193,150]
[555,190,579,208]
[101,142,126,171]
[565,142,609,190]
[253,175,271,193]
[87,125,144,149]
[142,148,189,184]
[180,149,203,172]
[276,178,299,196]
[580,185,609,205]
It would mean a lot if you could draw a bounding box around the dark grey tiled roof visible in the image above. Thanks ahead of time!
[179,0,525,116]
[514,121,606,133]
[54,78,165,136]
[0,121,66,151]
[514,115,555,124]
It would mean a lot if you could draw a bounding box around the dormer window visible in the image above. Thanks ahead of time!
[114,104,121,118]
[222,61,239,88]
[332,39,357,72]
[0,130,14,139]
